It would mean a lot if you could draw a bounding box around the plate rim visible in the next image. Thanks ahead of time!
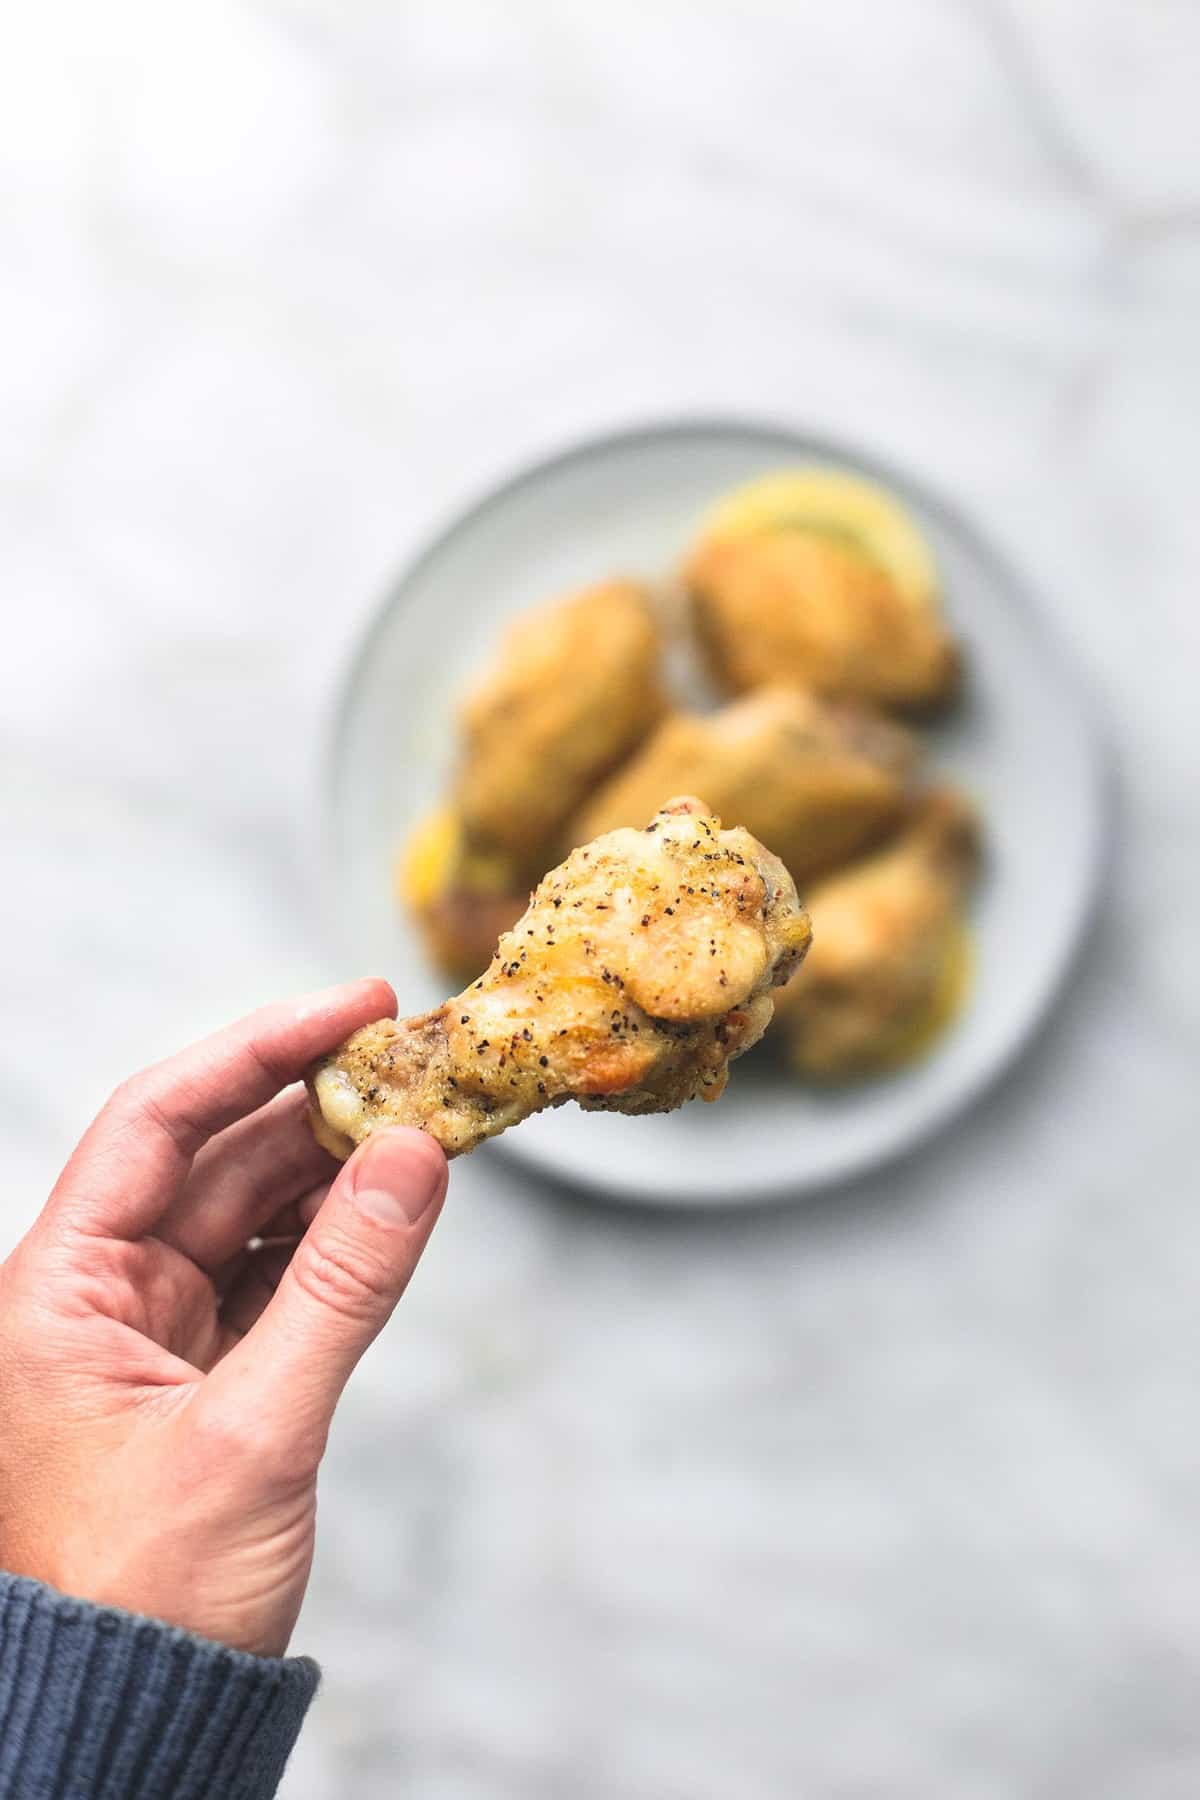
[319,412,1114,1208]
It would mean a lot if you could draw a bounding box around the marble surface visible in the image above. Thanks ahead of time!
[2,3,1198,1795]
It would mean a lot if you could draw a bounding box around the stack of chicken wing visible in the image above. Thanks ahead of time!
[400,467,982,1090]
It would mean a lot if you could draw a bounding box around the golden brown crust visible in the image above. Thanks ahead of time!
[456,580,667,868]
[401,581,669,981]
[310,799,811,1159]
[571,686,919,886]
[773,786,981,1077]
[686,534,961,712]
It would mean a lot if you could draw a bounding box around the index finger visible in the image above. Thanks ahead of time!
[48,979,397,1239]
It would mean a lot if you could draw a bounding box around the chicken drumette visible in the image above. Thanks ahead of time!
[683,468,961,712]
[455,578,666,866]
[310,799,811,1159]
[572,685,919,888]
[687,533,960,711]
[773,786,981,1078]
[404,578,666,976]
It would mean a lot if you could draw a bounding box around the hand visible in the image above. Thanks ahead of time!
[0,982,447,1658]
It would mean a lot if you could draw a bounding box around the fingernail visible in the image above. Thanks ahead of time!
[349,1129,445,1226]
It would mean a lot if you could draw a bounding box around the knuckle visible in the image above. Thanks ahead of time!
[290,1232,396,1324]
[107,1070,166,1135]
[107,1070,149,1119]
[240,1035,292,1095]
[105,1070,199,1155]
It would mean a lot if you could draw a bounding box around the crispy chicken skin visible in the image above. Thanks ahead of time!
[456,579,666,871]
[773,786,981,1078]
[572,686,919,888]
[310,799,812,1159]
[686,532,961,711]
[404,580,667,978]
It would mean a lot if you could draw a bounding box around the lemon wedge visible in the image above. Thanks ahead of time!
[694,466,939,617]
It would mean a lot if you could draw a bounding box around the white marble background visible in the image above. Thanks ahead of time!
[2,3,1199,1795]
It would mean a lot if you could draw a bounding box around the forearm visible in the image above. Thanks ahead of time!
[0,1574,318,1800]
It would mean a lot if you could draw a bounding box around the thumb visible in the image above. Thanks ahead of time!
[209,1127,447,1462]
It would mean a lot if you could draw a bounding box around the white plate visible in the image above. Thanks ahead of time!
[323,419,1108,1207]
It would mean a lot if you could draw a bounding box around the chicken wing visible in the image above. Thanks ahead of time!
[684,468,960,711]
[310,798,812,1159]
[772,786,981,1078]
[572,686,919,888]
[456,578,666,871]
[403,579,667,977]
[687,533,960,711]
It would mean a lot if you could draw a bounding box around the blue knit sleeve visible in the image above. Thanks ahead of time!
[0,1572,319,1799]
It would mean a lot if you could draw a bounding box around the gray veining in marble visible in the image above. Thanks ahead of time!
[2,4,1198,1795]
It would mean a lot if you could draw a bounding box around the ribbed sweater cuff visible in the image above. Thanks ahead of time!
[0,1572,319,1800]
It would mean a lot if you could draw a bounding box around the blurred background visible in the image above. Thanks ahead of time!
[2,3,1198,1795]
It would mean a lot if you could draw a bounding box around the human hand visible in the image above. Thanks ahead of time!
[0,981,447,1658]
